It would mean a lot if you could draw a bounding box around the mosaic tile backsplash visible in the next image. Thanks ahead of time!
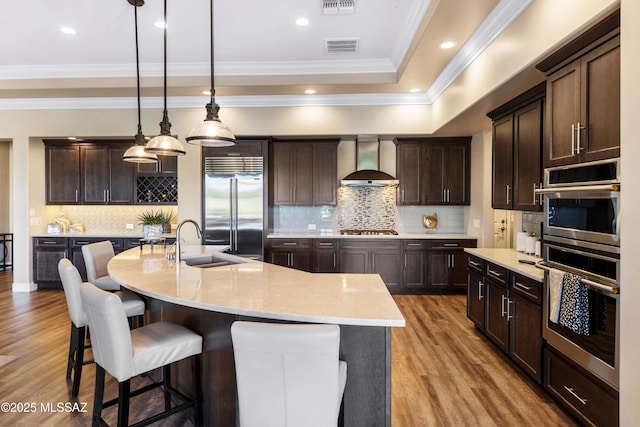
[45,206,178,233]
[337,186,397,230]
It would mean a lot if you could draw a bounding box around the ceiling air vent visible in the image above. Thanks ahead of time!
[325,38,359,54]
[323,0,355,15]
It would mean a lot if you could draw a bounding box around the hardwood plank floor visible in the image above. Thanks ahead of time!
[0,271,577,426]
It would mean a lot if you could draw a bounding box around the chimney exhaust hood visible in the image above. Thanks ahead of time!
[340,137,399,186]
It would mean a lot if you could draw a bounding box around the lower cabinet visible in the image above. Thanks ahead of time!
[313,239,339,273]
[340,240,402,292]
[267,239,313,271]
[32,237,68,290]
[427,240,476,293]
[69,237,124,281]
[402,240,428,293]
[544,346,618,427]
[467,255,543,383]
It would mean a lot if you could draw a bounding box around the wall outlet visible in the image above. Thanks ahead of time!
[473,219,481,229]
[125,223,134,230]
[308,223,317,230]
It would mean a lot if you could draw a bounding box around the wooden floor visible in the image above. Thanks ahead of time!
[0,270,577,426]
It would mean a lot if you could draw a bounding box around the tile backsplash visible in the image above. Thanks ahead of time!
[337,186,397,230]
[45,206,178,233]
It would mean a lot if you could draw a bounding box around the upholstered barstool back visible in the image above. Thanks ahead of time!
[58,258,145,399]
[82,240,120,291]
[231,321,347,427]
[80,282,203,426]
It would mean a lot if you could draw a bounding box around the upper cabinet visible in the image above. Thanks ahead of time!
[81,145,134,204]
[46,144,81,204]
[395,137,471,206]
[487,83,545,211]
[270,139,338,206]
[536,10,620,168]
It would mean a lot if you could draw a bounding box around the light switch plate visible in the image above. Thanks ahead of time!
[308,224,317,230]
[125,223,134,230]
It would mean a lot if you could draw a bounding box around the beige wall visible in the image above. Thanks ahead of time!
[0,141,9,233]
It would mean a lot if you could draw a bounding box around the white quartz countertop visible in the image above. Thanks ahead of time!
[32,231,176,238]
[267,232,476,240]
[108,245,405,327]
[464,248,544,282]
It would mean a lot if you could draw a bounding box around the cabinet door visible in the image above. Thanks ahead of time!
[513,101,543,211]
[422,144,445,204]
[545,61,581,167]
[397,143,422,205]
[403,250,426,292]
[449,250,468,291]
[492,115,514,209]
[509,293,542,383]
[81,146,110,204]
[292,145,313,205]
[108,146,134,204]
[485,280,509,353]
[46,146,80,204]
[272,144,294,205]
[340,249,368,274]
[467,268,485,329]
[312,143,337,205]
[269,250,291,267]
[314,250,338,273]
[581,37,620,162]
[444,143,470,205]
[290,250,312,271]
[371,250,401,292]
[427,251,449,290]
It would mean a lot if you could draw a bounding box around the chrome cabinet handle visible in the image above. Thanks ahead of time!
[469,260,481,267]
[404,254,407,268]
[507,298,513,320]
[283,242,297,246]
[444,243,459,247]
[506,185,511,205]
[318,242,332,247]
[571,123,576,155]
[75,189,78,202]
[576,122,584,154]
[487,269,503,278]
[478,280,484,300]
[501,295,507,317]
[407,243,421,247]
[333,253,336,268]
[514,281,533,291]
[563,386,587,405]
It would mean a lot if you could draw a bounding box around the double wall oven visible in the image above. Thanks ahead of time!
[535,158,620,391]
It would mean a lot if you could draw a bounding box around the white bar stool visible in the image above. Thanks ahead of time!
[58,258,146,399]
[80,282,203,427]
[231,321,347,427]
[82,240,121,291]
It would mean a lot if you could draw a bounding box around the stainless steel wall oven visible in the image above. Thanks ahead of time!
[536,158,621,391]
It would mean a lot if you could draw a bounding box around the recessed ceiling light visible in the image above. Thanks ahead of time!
[296,17,309,26]
[409,88,421,93]
[154,20,167,29]
[305,89,316,94]
[60,27,76,35]
[202,90,211,96]
[67,137,77,140]
[440,41,455,49]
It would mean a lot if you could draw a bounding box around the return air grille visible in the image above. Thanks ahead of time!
[323,0,355,14]
[325,38,359,54]
[204,157,263,175]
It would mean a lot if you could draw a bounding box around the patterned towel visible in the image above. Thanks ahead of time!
[548,268,564,323]
[559,272,590,335]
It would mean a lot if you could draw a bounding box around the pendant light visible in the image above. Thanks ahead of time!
[185,0,236,147]
[145,0,186,156]
[123,0,158,163]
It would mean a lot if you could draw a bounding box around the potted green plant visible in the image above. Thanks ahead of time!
[159,210,176,233]
[137,210,165,240]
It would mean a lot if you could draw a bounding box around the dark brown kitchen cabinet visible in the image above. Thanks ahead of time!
[426,239,476,293]
[483,262,510,353]
[402,240,427,293]
[314,239,339,273]
[509,273,543,383]
[395,138,471,206]
[267,239,312,271]
[271,140,338,206]
[81,146,134,204]
[339,240,402,293]
[466,255,485,329]
[32,237,68,290]
[46,145,81,204]
[69,238,124,281]
[537,18,620,167]
[136,154,177,174]
[488,83,544,211]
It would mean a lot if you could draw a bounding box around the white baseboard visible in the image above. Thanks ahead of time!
[12,282,37,292]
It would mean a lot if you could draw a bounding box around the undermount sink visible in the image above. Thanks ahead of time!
[182,254,245,268]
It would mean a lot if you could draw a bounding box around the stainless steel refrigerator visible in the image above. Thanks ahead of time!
[203,156,264,258]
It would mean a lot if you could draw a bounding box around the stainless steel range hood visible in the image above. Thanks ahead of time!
[340,137,399,186]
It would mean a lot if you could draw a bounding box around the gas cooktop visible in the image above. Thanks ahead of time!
[339,229,398,236]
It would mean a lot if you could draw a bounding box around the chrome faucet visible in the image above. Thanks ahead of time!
[175,219,203,264]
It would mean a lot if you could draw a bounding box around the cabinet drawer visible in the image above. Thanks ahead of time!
[340,239,400,250]
[485,261,509,286]
[511,273,542,304]
[544,347,618,427]
[427,239,476,250]
[314,239,338,250]
[34,237,67,248]
[70,237,124,250]
[403,240,427,250]
[269,239,312,249]
[467,254,485,273]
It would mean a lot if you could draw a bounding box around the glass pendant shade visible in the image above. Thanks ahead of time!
[145,133,186,155]
[123,143,158,163]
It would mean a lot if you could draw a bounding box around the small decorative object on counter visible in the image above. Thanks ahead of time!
[422,213,438,231]
[137,209,171,240]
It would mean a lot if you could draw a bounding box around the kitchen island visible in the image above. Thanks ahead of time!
[108,245,405,427]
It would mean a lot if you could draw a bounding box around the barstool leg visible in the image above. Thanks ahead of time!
[163,364,171,411]
[194,354,203,427]
[67,323,77,379]
[71,326,86,398]
[93,365,105,427]
[117,380,131,427]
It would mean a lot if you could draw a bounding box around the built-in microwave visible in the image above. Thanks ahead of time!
[535,158,620,248]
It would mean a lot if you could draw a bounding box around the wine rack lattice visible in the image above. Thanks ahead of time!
[136,176,178,204]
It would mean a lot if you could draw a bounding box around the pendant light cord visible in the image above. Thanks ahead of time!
[210,0,215,105]
[159,0,171,135]
[134,4,143,140]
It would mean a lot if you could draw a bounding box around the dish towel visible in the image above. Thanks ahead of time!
[548,268,564,323]
[559,272,590,336]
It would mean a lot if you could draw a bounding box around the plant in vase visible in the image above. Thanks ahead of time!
[137,210,166,240]
[159,210,176,233]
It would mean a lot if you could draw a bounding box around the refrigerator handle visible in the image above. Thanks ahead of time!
[229,179,234,252]
[234,178,239,252]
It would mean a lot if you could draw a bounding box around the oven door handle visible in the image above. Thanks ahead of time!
[535,263,620,295]
[534,183,620,194]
